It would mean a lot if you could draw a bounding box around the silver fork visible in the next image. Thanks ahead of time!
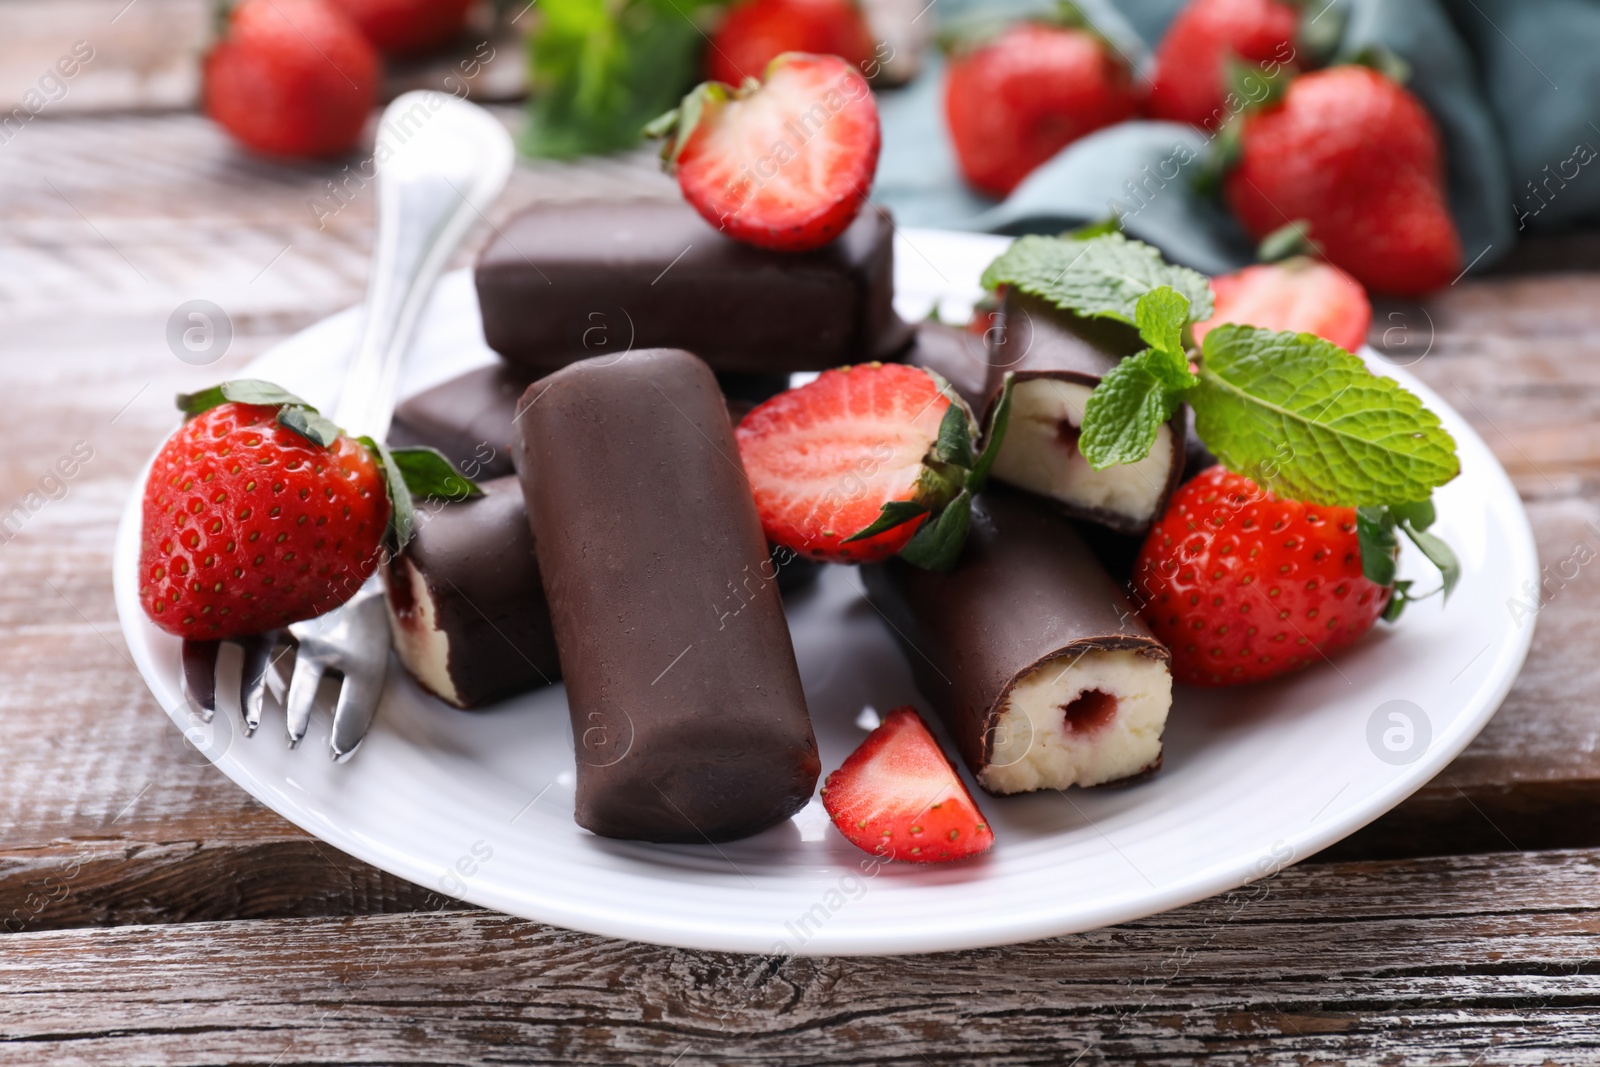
[181,91,514,761]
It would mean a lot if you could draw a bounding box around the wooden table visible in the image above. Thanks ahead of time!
[4,103,1600,1065]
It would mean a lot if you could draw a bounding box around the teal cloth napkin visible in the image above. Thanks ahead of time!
[874,0,1592,276]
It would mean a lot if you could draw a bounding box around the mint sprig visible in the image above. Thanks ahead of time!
[1080,285,1196,469]
[979,232,1214,327]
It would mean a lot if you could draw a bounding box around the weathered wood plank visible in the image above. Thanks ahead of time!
[2,848,1599,1065]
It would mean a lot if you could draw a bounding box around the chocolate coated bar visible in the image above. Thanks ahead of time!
[863,490,1172,796]
[515,348,820,842]
[477,199,912,374]
[983,291,1187,534]
[382,476,560,710]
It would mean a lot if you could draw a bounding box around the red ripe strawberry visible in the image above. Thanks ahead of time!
[1133,466,1392,686]
[139,403,389,640]
[1147,0,1299,128]
[735,363,973,564]
[706,0,876,86]
[1193,257,1372,352]
[204,0,378,159]
[1225,65,1463,296]
[944,23,1138,198]
[328,0,476,55]
[652,53,880,252]
[822,707,994,862]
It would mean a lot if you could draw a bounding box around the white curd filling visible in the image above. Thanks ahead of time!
[980,648,1171,795]
[385,558,462,708]
[991,378,1175,523]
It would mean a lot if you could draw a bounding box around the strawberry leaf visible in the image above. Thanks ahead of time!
[896,489,972,572]
[276,405,341,449]
[1190,324,1459,506]
[177,380,309,418]
[1356,507,1399,587]
[845,500,929,543]
[1357,501,1460,620]
[979,233,1214,326]
[360,435,416,549]
[932,401,974,468]
[646,80,733,168]
[968,372,1015,490]
[1401,521,1461,599]
[389,446,484,501]
[1257,220,1321,262]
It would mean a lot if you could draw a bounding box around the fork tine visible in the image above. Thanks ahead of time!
[284,657,325,748]
[181,640,220,722]
[238,632,277,737]
[330,671,381,763]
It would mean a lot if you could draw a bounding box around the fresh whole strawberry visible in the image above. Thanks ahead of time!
[822,707,994,862]
[649,53,880,252]
[944,23,1138,198]
[139,381,474,641]
[328,0,476,55]
[1133,466,1392,686]
[706,0,876,86]
[204,0,378,158]
[1224,65,1462,296]
[1147,0,1299,128]
[735,362,1006,566]
[1193,257,1371,352]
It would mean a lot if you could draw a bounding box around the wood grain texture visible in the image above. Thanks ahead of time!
[3,847,1599,1065]
[0,112,1598,930]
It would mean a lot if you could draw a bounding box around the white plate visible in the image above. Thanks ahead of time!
[113,229,1539,955]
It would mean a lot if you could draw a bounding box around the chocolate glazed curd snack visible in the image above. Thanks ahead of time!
[476,199,911,375]
[863,490,1172,795]
[514,348,820,842]
[382,476,560,710]
[983,290,1187,534]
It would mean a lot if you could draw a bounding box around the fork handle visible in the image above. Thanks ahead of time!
[332,92,515,440]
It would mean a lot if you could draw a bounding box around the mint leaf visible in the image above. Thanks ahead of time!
[897,489,972,572]
[979,233,1214,326]
[1135,285,1191,360]
[1080,352,1183,470]
[1191,324,1459,507]
[389,446,483,501]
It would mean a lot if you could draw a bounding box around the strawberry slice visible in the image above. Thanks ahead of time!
[1193,257,1372,353]
[822,707,994,863]
[647,52,881,252]
[735,362,1007,566]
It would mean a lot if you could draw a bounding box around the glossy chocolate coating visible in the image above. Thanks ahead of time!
[862,490,1168,789]
[904,320,992,410]
[391,365,794,483]
[389,365,532,481]
[515,348,820,843]
[382,476,560,709]
[983,290,1188,535]
[477,200,912,374]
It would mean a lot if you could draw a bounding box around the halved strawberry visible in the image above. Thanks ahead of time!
[647,52,881,252]
[822,707,994,863]
[735,362,1009,567]
[1193,257,1372,352]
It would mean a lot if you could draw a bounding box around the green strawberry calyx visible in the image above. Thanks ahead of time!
[174,379,480,548]
[843,369,1016,573]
